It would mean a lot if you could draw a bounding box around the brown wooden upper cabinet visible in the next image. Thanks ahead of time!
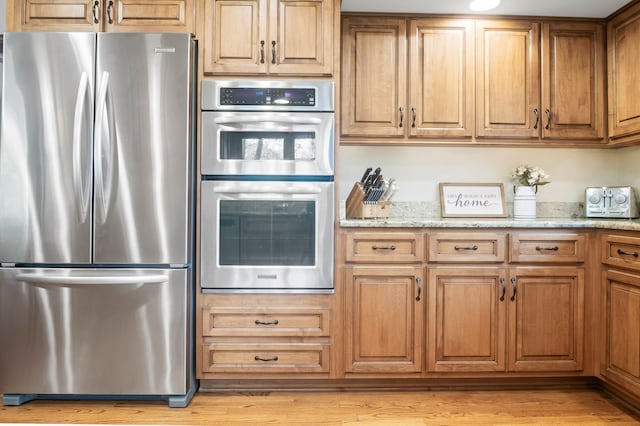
[7,0,194,33]
[608,2,640,145]
[202,0,333,75]
[341,16,474,140]
[341,15,606,145]
[476,20,605,142]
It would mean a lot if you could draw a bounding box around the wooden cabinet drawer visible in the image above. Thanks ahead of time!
[602,234,640,271]
[427,232,506,263]
[202,307,331,337]
[345,232,424,263]
[510,232,586,263]
[202,344,330,373]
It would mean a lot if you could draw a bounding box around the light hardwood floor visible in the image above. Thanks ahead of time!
[1,389,639,425]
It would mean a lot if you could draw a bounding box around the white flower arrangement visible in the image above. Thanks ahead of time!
[511,165,551,187]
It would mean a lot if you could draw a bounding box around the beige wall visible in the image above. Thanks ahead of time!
[338,145,628,203]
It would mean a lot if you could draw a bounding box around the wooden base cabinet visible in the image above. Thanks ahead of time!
[427,267,507,372]
[602,269,640,395]
[601,233,640,398]
[198,293,333,379]
[344,266,425,375]
[508,267,585,372]
[428,267,584,373]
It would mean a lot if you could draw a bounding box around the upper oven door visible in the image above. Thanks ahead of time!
[201,111,334,176]
[200,180,334,291]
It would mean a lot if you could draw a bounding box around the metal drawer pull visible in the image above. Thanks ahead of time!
[617,249,639,258]
[372,245,396,251]
[454,245,478,251]
[535,246,559,252]
[259,40,265,64]
[415,277,422,302]
[92,0,100,23]
[255,319,279,326]
[271,41,276,64]
[411,107,417,128]
[254,356,278,362]
[510,277,517,301]
[545,108,551,130]
[499,277,506,302]
[399,107,404,128]
[533,108,540,129]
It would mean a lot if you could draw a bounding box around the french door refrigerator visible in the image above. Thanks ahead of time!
[0,32,197,407]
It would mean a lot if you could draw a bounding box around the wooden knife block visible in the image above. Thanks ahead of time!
[345,182,391,219]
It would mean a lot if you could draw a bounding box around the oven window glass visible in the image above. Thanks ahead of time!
[219,200,315,266]
[220,131,316,161]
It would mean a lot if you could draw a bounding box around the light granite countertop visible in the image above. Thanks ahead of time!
[339,216,640,231]
[339,201,640,231]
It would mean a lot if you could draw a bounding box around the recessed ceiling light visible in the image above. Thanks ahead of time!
[469,0,501,12]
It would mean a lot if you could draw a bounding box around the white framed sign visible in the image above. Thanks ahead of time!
[440,183,507,218]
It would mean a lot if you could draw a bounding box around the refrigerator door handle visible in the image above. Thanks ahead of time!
[15,273,169,285]
[94,71,116,224]
[72,72,92,223]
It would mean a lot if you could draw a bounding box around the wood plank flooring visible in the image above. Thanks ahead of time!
[1,389,639,425]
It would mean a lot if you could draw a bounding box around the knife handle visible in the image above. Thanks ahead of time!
[360,167,372,184]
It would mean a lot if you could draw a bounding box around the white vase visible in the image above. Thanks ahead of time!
[513,185,537,219]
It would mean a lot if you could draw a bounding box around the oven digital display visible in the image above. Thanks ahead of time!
[220,87,316,106]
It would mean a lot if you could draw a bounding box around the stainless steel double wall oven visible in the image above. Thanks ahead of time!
[200,81,335,291]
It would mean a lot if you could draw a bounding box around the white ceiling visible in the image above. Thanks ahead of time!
[340,0,633,19]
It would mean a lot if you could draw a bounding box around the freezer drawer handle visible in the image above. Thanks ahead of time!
[15,273,168,285]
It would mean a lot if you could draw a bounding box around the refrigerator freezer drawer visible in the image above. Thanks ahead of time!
[0,268,189,396]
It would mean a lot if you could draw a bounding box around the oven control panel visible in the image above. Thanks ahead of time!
[585,186,638,218]
[220,87,316,106]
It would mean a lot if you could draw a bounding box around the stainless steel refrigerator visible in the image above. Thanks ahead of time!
[0,32,197,407]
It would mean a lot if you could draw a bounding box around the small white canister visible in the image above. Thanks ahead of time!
[513,185,537,219]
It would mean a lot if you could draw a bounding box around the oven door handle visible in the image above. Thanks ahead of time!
[213,116,322,125]
[212,186,322,195]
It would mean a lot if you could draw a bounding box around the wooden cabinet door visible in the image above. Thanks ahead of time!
[602,269,640,397]
[344,266,424,374]
[507,267,584,372]
[268,0,333,75]
[409,18,474,139]
[107,0,193,33]
[427,267,507,372]
[11,0,100,31]
[541,22,605,141]
[608,2,640,143]
[476,20,540,139]
[341,17,407,137]
[203,0,267,74]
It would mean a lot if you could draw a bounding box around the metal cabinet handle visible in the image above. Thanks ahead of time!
[535,246,559,252]
[454,245,478,251]
[415,277,422,301]
[254,356,278,362]
[93,0,100,23]
[499,277,506,302]
[617,249,639,258]
[107,0,114,23]
[510,277,517,301]
[533,108,539,129]
[399,107,404,128]
[545,108,551,130]
[255,319,279,326]
[271,40,276,64]
[411,107,417,128]
[372,245,396,251]
[260,40,265,64]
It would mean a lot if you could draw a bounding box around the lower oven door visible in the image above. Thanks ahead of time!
[200,180,334,291]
